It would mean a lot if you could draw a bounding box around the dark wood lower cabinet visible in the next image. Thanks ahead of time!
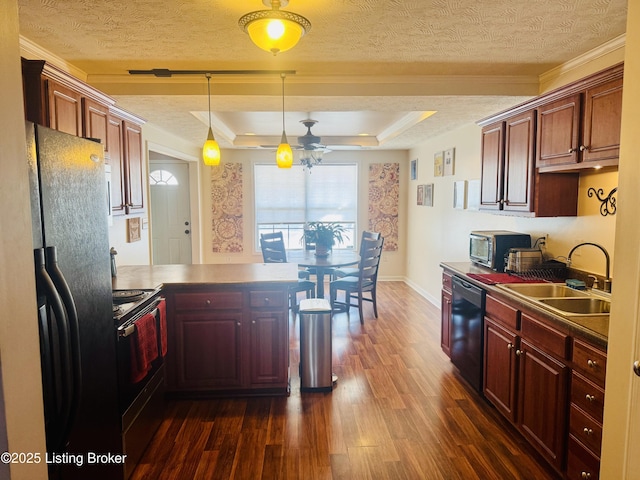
[484,318,518,422]
[517,339,569,472]
[165,284,290,396]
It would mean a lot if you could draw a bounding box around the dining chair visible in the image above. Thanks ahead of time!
[260,233,316,312]
[329,236,384,324]
[332,231,381,280]
[261,232,311,280]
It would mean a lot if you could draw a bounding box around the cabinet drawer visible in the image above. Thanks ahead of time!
[521,313,570,360]
[249,290,286,308]
[442,271,453,292]
[570,404,602,456]
[572,371,605,421]
[485,295,519,330]
[567,435,600,480]
[174,291,243,311]
[573,339,607,388]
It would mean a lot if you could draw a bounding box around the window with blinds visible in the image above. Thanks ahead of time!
[254,163,358,250]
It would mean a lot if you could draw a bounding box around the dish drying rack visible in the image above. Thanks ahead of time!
[506,259,568,282]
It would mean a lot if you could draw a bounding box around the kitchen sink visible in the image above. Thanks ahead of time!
[496,283,590,298]
[538,297,611,315]
[495,282,611,318]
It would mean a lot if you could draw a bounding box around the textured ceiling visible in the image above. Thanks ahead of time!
[17,0,628,151]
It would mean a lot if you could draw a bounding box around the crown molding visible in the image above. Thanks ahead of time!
[539,34,626,86]
[19,36,88,81]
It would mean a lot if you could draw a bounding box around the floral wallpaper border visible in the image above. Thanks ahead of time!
[211,163,243,252]
[368,163,399,251]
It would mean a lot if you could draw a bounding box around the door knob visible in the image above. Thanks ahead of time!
[634,360,640,377]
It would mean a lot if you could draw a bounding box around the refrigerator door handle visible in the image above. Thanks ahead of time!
[44,246,83,448]
[34,248,74,451]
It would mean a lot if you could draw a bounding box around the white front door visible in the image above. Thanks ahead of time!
[149,160,192,264]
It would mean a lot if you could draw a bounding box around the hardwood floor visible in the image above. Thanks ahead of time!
[131,281,560,479]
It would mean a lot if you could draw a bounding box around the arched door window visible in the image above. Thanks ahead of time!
[149,169,179,185]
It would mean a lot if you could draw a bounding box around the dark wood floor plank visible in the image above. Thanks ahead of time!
[130,281,560,480]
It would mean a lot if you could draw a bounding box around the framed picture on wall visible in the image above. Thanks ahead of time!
[444,148,455,176]
[453,180,467,209]
[434,151,444,177]
[417,184,424,205]
[424,183,434,207]
[410,159,418,180]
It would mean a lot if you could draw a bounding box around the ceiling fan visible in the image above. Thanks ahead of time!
[261,118,331,169]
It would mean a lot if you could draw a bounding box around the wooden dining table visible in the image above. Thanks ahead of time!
[287,249,360,298]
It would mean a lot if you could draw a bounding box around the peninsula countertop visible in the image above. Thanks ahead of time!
[112,263,300,291]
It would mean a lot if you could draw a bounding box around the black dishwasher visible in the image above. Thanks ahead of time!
[451,276,486,393]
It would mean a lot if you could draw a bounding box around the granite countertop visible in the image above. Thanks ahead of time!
[112,263,300,291]
[441,261,609,349]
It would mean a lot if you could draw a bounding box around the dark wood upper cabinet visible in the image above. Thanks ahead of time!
[478,63,622,216]
[480,110,578,217]
[536,75,623,171]
[22,58,146,215]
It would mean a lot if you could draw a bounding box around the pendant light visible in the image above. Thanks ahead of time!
[239,0,311,56]
[276,73,293,168]
[202,73,221,166]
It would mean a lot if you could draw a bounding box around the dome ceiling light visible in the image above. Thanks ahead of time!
[239,0,311,55]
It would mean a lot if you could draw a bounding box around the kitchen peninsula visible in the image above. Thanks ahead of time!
[114,263,299,397]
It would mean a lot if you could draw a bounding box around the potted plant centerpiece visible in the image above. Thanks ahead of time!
[304,222,348,257]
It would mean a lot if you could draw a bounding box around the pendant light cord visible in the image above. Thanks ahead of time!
[206,73,212,129]
[281,73,286,132]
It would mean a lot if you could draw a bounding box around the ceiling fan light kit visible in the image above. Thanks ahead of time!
[239,0,311,55]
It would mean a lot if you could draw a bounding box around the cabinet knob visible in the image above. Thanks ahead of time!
[507,343,514,350]
[580,145,589,152]
[252,320,256,324]
[585,394,595,403]
[583,427,593,436]
[237,322,241,326]
[587,359,597,369]
[205,299,211,306]
[264,297,270,304]
[581,472,592,479]
[633,360,640,377]
[515,349,523,356]
[568,147,577,153]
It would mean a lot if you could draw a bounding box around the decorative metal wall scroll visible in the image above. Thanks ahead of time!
[588,187,617,216]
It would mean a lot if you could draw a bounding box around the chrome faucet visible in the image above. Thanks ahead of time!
[567,242,611,293]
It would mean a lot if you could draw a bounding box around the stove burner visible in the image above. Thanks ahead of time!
[113,289,147,305]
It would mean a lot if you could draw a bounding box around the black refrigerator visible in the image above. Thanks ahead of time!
[27,122,123,480]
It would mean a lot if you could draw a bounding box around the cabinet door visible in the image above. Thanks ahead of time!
[441,289,452,357]
[582,77,623,165]
[484,318,518,422]
[503,110,536,213]
[123,121,145,213]
[173,312,243,390]
[46,79,83,136]
[517,339,569,471]
[480,121,504,211]
[83,98,109,157]
[249,310,288,387]
[536,93,581,169]
[107,115,126,215]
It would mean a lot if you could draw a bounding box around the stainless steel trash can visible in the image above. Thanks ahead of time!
[299,298,334,392]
